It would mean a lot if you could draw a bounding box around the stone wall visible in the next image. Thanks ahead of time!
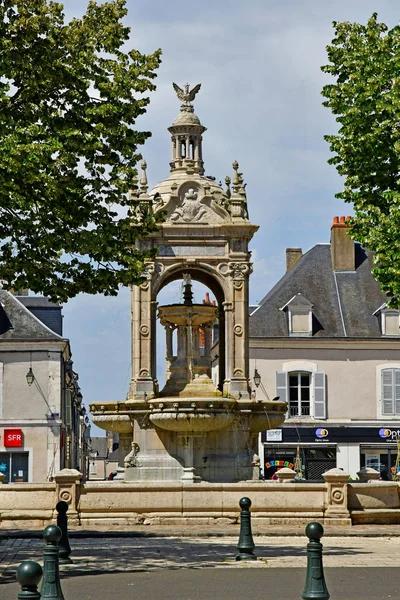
[2,468,400,528]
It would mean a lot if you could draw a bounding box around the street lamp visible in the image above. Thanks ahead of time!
[26,367,35,386]
[253,368,261,388]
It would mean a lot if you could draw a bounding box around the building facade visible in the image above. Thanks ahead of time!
[249,217,400,480]
[0,290,87,482]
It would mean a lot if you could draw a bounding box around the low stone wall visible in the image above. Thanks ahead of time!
[348,482,400,524]
[78,481,327,526]
[0,482,56,528]
[2,468,400,528]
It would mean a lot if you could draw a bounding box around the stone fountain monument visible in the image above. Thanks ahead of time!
[89,83,287,482]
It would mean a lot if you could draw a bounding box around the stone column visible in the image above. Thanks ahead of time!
[323,467,351,524]
[223,301,233,396]
[185,136,190,160]
[204,325,212,359]
[230,262,250,399]
[130,263,155,400]
[54,468,83,524]
[165,326,173,381]
[194,139,199,161]
[171,136,176,161]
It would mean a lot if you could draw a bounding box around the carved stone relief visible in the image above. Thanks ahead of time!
[229,262,249,280]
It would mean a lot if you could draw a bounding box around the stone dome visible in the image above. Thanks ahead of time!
[150,170,224,201]
[171,109,202,127]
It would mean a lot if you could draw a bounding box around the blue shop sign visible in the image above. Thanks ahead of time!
[261,426,400,444]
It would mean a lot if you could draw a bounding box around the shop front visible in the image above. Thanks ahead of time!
[0,428,29,483]
[261,425,400,481]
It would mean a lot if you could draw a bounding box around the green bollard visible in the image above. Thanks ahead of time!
[40,524,65,600]
[236,497,257,561]
[16,560,43,600]
[56,500,72,564]
[302,522,330,600]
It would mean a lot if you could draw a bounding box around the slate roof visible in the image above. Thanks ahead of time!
[0,290,64,340]
[90,437,108,459]
[249,243,388,338]
[17,296,63,336]
[90,437,119,461]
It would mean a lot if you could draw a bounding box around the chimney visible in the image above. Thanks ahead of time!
[286,248,303,272]
[330,216,354,271]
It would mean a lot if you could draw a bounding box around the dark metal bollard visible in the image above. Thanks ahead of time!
[236,496,257,561]
[41,524,65,600]
[16,560,43,600]
[56,500,72,564]
[302,522,330,600]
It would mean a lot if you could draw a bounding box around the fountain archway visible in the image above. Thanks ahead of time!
[155,266,227,394]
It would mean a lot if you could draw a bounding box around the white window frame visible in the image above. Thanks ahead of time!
[277,361,326,420]
[377,363,400,418]
[288,371,312,417]
[288,308,313,336]
[381,310,400,336]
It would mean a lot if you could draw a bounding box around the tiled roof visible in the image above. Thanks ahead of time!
[17,296,63,336]
[249,243,388,338]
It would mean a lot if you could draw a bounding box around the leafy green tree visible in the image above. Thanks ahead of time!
[322,13,400,306]
[0,0,162,302]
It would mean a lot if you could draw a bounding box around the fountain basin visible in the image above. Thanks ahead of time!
[149,410,234,432]
[91,413,133,434]
[158,304,217,327]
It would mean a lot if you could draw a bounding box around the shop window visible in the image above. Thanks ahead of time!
[0,452,29,483]
[382,368,400,415]
[276,370,326,419]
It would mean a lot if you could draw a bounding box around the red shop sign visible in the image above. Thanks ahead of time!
[4,429,23,447]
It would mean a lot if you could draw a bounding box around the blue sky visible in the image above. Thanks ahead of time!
[60,0,400,435]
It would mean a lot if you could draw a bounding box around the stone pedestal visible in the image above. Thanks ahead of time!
[357,467,380,483]
[323,467,351,525]
[277,467,296,483]
[54,468,82,524]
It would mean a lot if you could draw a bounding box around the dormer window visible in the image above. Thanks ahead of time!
[373,304,400,336]
[382,310,400,336]
[280,294,314,337]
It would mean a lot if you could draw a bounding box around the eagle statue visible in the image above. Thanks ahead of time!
[172,82,201,105]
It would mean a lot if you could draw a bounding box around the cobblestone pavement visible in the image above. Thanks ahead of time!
[2,534,400,580]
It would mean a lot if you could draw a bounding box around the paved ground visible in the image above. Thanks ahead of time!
[2,567,400,600]
[2,531,400,598]
[3,533,400,572]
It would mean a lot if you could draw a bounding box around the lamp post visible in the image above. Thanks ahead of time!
[26,367,35,386]
[253,368,261,400]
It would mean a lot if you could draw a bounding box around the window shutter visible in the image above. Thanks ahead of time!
[382,369,394,415]
[276,371,288,404]
[314,371,326,419]
[395,370,400,415]
[65,389,72,426]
